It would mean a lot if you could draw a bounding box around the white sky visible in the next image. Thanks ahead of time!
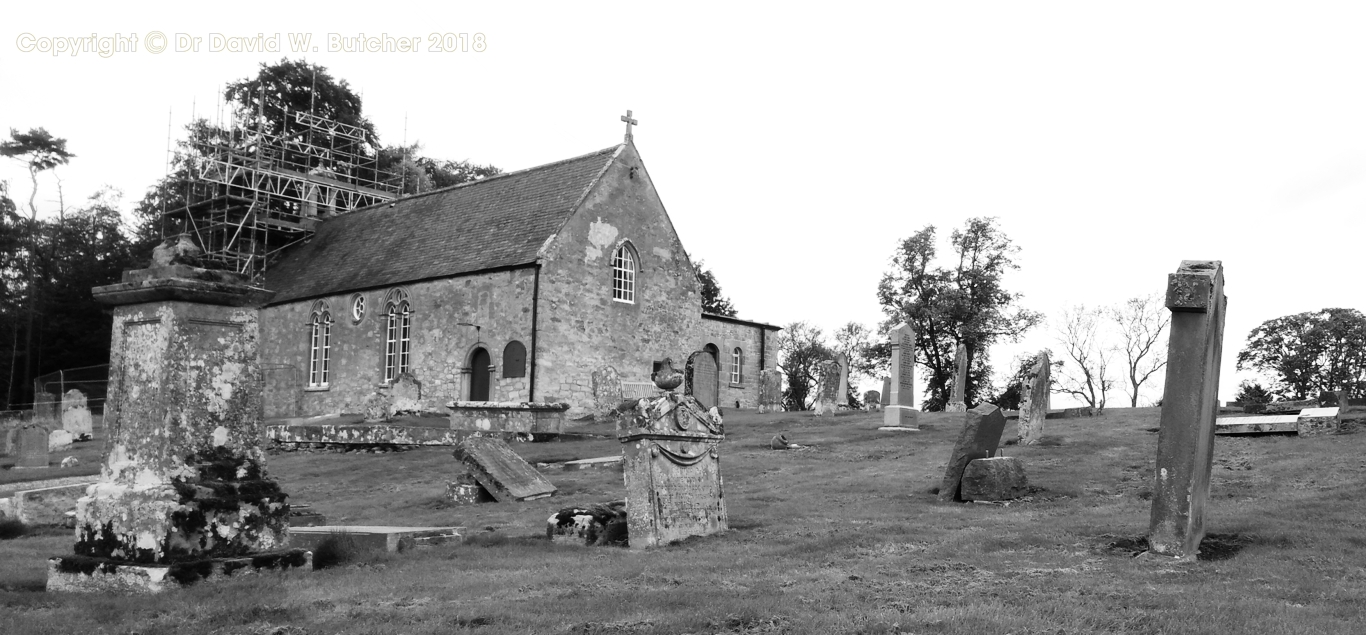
[2,2,1363,407]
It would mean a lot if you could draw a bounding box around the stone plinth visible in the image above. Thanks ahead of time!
[448,401,567,439]
[758,369,783,413]
[960,457,1028,501]
[618,393,727,549]
[938,404,1007,502]
[884,324,919,428]
[1017,351,1050,445]
[1297,407,1344,436]
[1149,260,1226,559]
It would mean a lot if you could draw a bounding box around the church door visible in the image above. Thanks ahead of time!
[469,348,491,401]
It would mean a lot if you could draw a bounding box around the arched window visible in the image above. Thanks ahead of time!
[308,301,332,388]
[383,289,412,383]
[731,347,743,384]
[502,340,527,378]
[611,243,637,304]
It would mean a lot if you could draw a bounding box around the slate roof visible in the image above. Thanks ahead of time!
[263,145,623,305]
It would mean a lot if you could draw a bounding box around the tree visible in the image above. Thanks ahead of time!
[1236,308,1366,400]
[831,322,876,403]
[1054,304,1114,412]
[695,260,737,317]
[1233,380,1273,406]
[776,321,831,411]
[224,58,373,139]
[876,217,1042,410]
[1109,293,1170,407]
[1,127,75,220]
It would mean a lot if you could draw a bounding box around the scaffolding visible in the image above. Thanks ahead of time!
[165,99,399,277]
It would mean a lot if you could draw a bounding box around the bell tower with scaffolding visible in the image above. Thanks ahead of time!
[165,93,399,278]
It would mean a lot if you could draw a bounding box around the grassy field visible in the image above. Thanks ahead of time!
[3,407,1366,634]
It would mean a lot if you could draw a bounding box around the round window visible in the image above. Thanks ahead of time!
[350,294,366,322]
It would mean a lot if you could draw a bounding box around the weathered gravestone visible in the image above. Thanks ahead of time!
[880,377,891,407]
[758,369,783,413]
[390,372,423,413]
[618,389,727,549]
[1017,351,1051,445]
[1149,260,1225,559]
[960,456,1028,502]
[592,365,624,421]
[864,390,881,411]
[884,324,920,428]
[15,424,49,469]
[455,436,557,501]
[48,429,73,452]
[945,342,968,413]
[685,350,719,410]
[938,404,1007,502]
[812,359,841,417]
[61,389,93,439]
[834,353,850,408]
[32,390,60,426]
[363,390,395,422]
[48,239,308,593]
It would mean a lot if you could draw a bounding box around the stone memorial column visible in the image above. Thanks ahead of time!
[883,323,919,428]
[1148,260,1226,559]
[48,239,309,592]
[945,342,968,412]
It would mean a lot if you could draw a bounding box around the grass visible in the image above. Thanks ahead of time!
[3,407,1366,634]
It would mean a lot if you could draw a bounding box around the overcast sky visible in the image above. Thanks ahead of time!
[3,2,1363,407]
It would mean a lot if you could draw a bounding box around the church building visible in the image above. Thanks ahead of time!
[257,137,779,419]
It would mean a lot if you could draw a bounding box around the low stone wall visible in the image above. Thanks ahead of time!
[5,482,95,525]
[448,401,568,437]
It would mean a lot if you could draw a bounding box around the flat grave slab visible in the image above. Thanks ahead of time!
[289,525,463,552]
[560,456,622,471]
[456,436,558,501]
[878,426,920,432]
[1215,414,1299,435]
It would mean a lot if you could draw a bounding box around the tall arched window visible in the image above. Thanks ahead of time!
[731,347,743,384]
[611,243,637,304]
[308,301,332,388]
[383,289,412,383]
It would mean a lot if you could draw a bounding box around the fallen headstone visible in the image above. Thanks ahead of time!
[562,456,623,471]
[546,500,628,546]
[960,457,1028,501]
[290,525,463,552]
[455,436,558,501]
[938,404,1007,502]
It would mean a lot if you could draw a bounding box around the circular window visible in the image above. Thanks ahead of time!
[350,294,366,322]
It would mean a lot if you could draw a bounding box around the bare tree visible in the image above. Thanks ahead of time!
[776,321,832,411]
[1109,293,1170,407]
[1054,304,1113,412]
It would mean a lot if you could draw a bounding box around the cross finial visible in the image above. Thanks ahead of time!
[621,110,638,143]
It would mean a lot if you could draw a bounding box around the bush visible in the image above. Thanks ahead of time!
[1235,381,1273,406]
[311,532,364,569]
[0,518,28,540]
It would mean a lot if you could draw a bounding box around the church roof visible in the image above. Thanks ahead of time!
[263,145,623,305]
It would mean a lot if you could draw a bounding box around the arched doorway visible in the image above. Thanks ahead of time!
[469,347,491,401]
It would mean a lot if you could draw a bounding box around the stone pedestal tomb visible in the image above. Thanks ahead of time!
[47,246,309,592]
[945,342,968,413]
[1148,260,1226,559]
[618,391,727,549]
[1016,351,1050,445]
[883,324,919,428]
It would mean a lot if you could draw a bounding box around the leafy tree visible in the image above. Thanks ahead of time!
[777,321,831,410]
[224,58,373,139]
[695,260,737,317]
[1109,293,1169,407]
[1054,304,1113,412]
[876,217,1042,410]
[1,127,74,220]
[1236,308,1366,399]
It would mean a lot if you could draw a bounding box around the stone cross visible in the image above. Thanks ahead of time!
[945,342,968,412]
[1017,351,1050,445]
[884,323,919,428]
[621,110,637,142]
[1148,260,1226,559]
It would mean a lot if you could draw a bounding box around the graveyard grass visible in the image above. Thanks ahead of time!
[4,408,1366,634]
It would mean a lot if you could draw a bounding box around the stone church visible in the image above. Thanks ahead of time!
[257,139,779,419]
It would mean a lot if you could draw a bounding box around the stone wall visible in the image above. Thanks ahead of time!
[259,268,535,417]
[535,144,706,416]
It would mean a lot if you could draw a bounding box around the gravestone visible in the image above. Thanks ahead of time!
[1017,351,1050,445]
[880,377,890,407]
[864,390,881,411]
[684,350,719,410]
[618,389,727,549]
[812,359,841,416]
[758,369,783,413]
[455,436,557,501]
[363,390,395,422]
[938,404,1007,502]
[60,389,93,438]
[15,424,49,469]
[32,390,60,426]
[833,353,850,407]
[48,239,307,593]
[390,372,423,413]
[884,324,919,428]
[945,342,968,412]
[592,365,624,421]
[960,456,1028,501]
[48,429,73,452]
[1148,260,1226,559]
